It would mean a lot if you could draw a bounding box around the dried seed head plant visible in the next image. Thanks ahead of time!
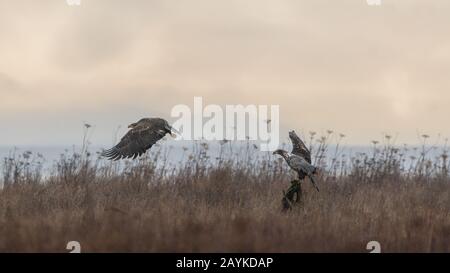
[0,130,449,252]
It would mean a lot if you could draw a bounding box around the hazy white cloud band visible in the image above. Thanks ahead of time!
[1,0,450,146]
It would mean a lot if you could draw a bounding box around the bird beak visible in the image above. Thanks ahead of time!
[166,125,180,137]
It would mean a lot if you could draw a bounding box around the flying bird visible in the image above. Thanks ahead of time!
[102,118,177,160]
[273,130,319,192]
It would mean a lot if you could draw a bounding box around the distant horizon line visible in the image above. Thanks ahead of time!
[0,142,446,149]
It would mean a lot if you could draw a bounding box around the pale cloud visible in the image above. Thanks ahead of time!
[0,0,450,145]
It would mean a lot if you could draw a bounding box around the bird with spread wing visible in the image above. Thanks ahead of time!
[102,118,178,160]
[273,130,319,192]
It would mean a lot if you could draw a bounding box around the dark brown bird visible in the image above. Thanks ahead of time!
[102,118,177,160]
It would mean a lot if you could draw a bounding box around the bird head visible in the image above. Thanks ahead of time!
[161,120,180,137]
[272,149,288,157]
[128,122,138,129]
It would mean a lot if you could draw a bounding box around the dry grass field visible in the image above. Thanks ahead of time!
[0,136,449,252]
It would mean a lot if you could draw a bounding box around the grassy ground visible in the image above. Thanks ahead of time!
[0,136,449,252]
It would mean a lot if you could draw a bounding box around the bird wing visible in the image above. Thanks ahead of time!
[102,125,166,160]
[289,155,315,175]
[289,155,319,192]
[289,130,311,164]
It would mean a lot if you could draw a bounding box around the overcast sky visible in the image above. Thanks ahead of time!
[1,0,450,146]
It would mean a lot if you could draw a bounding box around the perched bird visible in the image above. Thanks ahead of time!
[273,130,319,192]
[102,118,177,160]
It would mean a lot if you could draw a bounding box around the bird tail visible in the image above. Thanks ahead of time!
[309,175,320,192]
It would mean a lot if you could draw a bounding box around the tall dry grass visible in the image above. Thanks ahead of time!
[0,131,449,252]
